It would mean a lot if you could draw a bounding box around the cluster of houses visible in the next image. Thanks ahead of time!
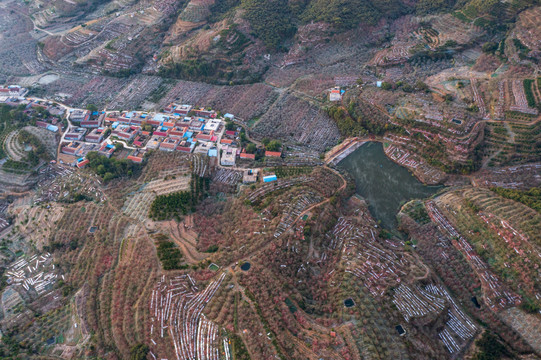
[0,85,28,98]
[58,102,282,167]
[0,93,65,133]
[0,87,284,169]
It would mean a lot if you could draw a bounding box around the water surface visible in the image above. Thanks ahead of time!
[339,142,442,229]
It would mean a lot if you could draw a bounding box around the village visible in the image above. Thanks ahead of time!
[0,85,288,185]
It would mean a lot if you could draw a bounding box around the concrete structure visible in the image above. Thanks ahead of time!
[220,146,236,166]
[69,109,90,123]
[65,127,87,141]
[329,87,342,101]
[85,128,106,143]
[243,169,259,183]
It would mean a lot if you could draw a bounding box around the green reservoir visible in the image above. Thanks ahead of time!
[339,142,443,229]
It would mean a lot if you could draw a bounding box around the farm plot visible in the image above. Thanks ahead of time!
[122,191,156,222]
[0,202,9,233]
[507,121,541,165]
[392,284,445,322]
[196,83,279,121]
[341,222,409,297]
[371,42,413,66]
[61,28,98,47]
[499,307,541,354]
[38,168,105,204]
[253,93,340,152]
[463,187,540,241]
[158,80,214,110]
[212,168,242,186]
[107,75,163,110]
[247,176,312,204]
[391,282,478,353]
[282,145,323,167]
[481,122,511,167]
[4,130,26,161]
[141,152,192,183]
[149,273,227,360]
[192,154,208,178]
[384,144,446,184]
[470,79,487,118]
[495,81,505,120]
[426,200,521,310]
[426,284,477,352]
[0,11,43,76]
[11,203,65,248]
[145,176,191,196]
[5,252,60,300]
[476,211,541,298]
[514,7,541,53]
[429,14,483,46]
[66,76,129,108]
[510,80,538,115]
[273,191,323,238]
[472,163,541,189]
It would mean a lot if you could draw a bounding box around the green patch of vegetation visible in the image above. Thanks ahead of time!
[0,267,8,293]
[301,0,410,30]
[17,129,52,165]
[246,117,259,128]
[0,104,38,160]
[160,59,220,79]
[102,68,140,78]
[230,333,250,360]
[2,160,32,172]
[452,11,470,22]
[149,174,209,220]
[155,237,184,270]
[59,192,94,204]
[472,332,510,360]
[86,151,141,182]
[523,79,536,108]
[130,343,149,360]
[326,103,406,138]
[148,83,171,103]
[205,244,219,253]
[513,38,530,59]
[520,295,540,313]
[482,41,498,54]
[415,0,455,15]
[158,58,261,85]
[244,289,286,359]
[285,297,297,313]
[105,38,117,51]
[242,0,296,50]
[504,110,537,119]
[150,191,193,219]
[491,187,541,213]
[262,138,281,152]
[208,0,241,22]
[402,201,431,224]
[217,26,251,55]
[272,166,312,178]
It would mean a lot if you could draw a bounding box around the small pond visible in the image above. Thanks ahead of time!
[240,262,251,271]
